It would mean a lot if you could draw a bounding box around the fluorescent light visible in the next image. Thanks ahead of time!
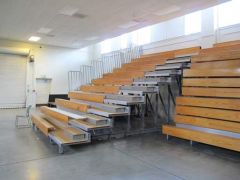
[154,6,181,16]
[85,36,99,41]
[59,6,79,16]
[28,36,41,42]
[37,28,52,34]
[118,21,139,29]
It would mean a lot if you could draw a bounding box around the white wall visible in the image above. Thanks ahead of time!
[91,5,240,58]
[0,39,91,107]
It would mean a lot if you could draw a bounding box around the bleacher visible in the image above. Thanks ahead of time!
[31,42,240,153]
[163,42,240,152]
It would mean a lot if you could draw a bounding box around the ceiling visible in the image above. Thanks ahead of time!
[0,0,227,48]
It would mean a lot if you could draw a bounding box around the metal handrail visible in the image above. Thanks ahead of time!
[68,46,143,91]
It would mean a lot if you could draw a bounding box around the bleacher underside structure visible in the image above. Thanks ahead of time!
[32,41,240,154]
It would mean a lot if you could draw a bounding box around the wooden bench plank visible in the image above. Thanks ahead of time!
[92,78,133,86]
[176,106,240,123]
[40,106,69,123]
[68,91,105,103]
[174,46,201,57]
[191,52,240,63]
[55,99,89,112]
[175,115,240,133]
[213,40,240,47]
[200,44,240,54]
[182,87,240,98]
[80,85,120,94]
[162,125,240,152]
[103,71,145,79]
[183,69,240,77]
[183,78,240,87]
[123,57,166,66]
[191,59,240,69]
[32,114,55,136]
[176,97,240,110]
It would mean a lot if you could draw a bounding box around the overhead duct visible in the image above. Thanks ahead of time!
[0,47,30,56]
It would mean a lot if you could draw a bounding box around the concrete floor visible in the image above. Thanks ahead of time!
[0,109,240,180]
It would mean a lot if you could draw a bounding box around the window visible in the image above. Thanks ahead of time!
[214,0,240,28]
[138,27,151,45]
[120,34,128,49]
[130,26,151,46]
[184,11,201,35]
[100,39,111,54]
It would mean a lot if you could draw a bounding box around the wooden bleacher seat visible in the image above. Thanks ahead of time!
[92,78,133,86]
[40,106,87,123]
[163,125,240,152]
[103,71,145,79]
[68,91,105,103]
[55,99,89,112]
[213,40,240,47]
[80,85,120,94]
[32,114,55,136]
[163,45,240,152]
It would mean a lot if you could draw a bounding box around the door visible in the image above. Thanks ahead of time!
[0,54,27,108]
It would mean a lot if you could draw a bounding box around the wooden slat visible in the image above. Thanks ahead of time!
[116,65,156,72]
[68,92,105,103]
[32,114,55,136]
[124,57,166,66]
[176,97,240,110]
[200,44,240,54]
[183,69,240,77]
[191,52,240,63]
[92,78,133,86]
[103,71,145,79]
[141,51,174,58]
[191,59,240,69]
[176,106,240,123]
[175,115,240,133]
[55,99,89,112]
[182,87,240,98]
[162,125,240,152]
[183,78,240,87]
[80,85,120,94]
[40,106,69,123]
[213,40,240,48]
[174,46,201,57]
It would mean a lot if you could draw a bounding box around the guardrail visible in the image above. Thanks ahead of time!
[68,71,83,91]
[68,46,143,91]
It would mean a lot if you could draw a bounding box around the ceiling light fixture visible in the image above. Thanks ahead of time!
[153,6,181,16]
[85,36,99,41]
[59,6,79,16]
[118,21,139,29]
[37,28,52,34]
[28,36,41,42]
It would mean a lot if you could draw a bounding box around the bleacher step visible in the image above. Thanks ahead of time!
[71,99,127,113]
[155,63,183,70]
[133,77,172,85]
[87,108,129,117]
[47,108,87,120]
[105,94,143,102]
[69,119,111,131]
[64,127,88,141]
[56,106,110,126]
[166,57,191,64]
[120,86,157,92]
[163,125,240,152]
[145,70,181,77]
